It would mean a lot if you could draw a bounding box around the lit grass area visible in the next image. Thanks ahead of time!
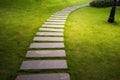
[65,7,120,80]
[0,0,91,80]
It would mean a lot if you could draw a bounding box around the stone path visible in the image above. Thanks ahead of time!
[16,4,89,80]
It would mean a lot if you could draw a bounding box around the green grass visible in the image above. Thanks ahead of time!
[65,7,120,80]
[0,0,91,80]
[1,0,120,80]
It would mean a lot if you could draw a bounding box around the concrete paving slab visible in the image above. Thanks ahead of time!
[16,73,70,80]
[42,24,64,28]
[49,17,66,20]
[20,60,68,70]
[36,32,63,36]
[26,50,66,57]
[51,15,68,18]
[33,37,64,41]
[30,43,64,48]
[47,19,66,22]
[39,28,64,32]
[44,22,65,25]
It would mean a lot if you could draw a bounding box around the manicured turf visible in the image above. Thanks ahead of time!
[1,0,120,80]
[65,7,120,80]
[0,0,90,80]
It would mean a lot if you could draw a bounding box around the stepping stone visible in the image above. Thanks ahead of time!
[26,50,66,57]
[63,7,80,10]
[63,10,75,11]
[47,19,66,22]
[63,8,76,11]
[52,13,68,16]
[49,16,67,18]
[30,43,64,48]
[36,32,63,36]
[44,22,65,25]
[49,17,66,20]
[20,60,68,70]
[51,15,68,17]
[42,24,64,28]
[39,28,64,32]
[16,73,70,80]
[33,37,64,41]
[50,16,67,18]
[57,11,71,13]
[62,9,75,11]
[55,12,70,14]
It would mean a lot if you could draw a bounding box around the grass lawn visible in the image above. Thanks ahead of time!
[65,6,120,80]
[0,0,91,80]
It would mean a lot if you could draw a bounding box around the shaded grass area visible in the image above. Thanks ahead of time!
[0,0,91,80]
[65,7,120,80]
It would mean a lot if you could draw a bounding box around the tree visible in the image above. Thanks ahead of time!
[108,0,117,23]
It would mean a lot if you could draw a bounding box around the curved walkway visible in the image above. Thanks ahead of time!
[16,4,89,80]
